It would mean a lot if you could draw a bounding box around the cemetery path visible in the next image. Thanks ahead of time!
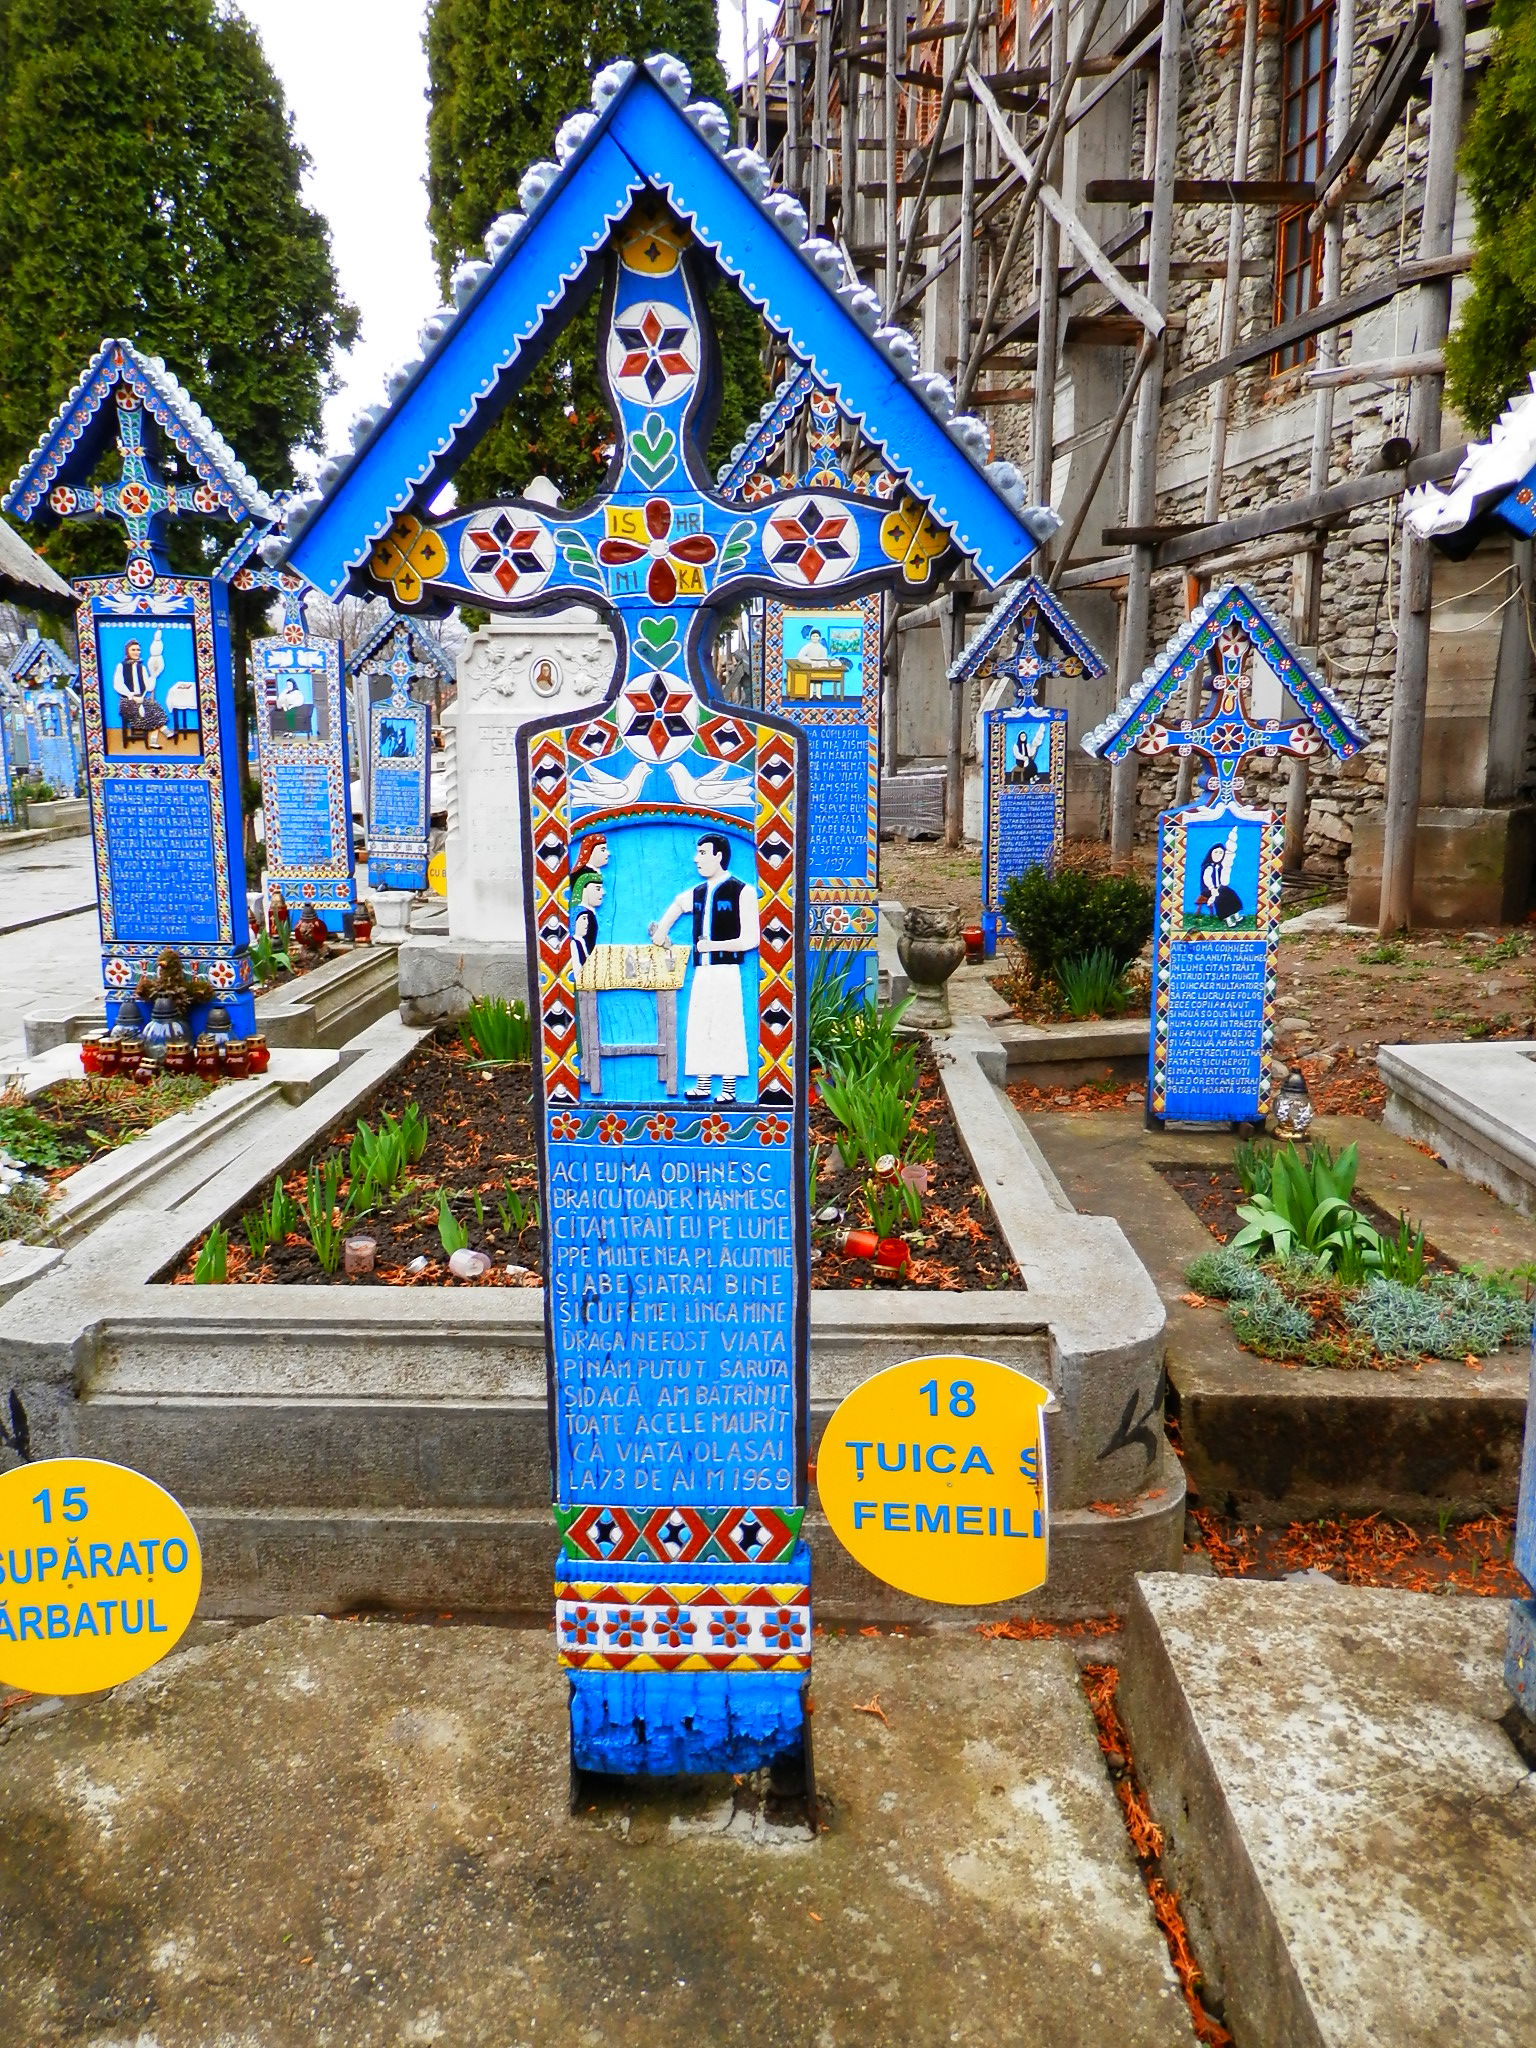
[0,835,99,1058]
[0,1619,1197,2048]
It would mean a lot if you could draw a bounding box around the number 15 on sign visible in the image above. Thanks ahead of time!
[817,1355,1051,1604]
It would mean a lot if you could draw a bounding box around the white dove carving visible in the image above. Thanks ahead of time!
[569,758,653,808]
[666,758,756,809]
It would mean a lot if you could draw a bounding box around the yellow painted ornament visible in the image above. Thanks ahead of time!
[817,1355,1050,1604]
[0,1458,202,1694]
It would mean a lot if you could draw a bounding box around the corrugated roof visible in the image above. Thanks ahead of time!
[0,515,73,612]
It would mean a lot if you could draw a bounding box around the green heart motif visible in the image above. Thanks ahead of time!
[637,615,679,663]
[629,412,677,488]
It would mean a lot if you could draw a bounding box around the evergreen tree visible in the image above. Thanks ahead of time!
[1446,0,1536,435]
[0,0,357,573]
[425,0,765,506]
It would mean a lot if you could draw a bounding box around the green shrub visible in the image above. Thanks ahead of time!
[1001,859,1154,981]
[1228,1279,1313,1359]
[1345,1275,1533,1360]
[460,996,530,1064]
[0,1101,85,1170]
[1185,1246,1268,1301]
[193,1222,228,1284]
[1055,948,1134,1019]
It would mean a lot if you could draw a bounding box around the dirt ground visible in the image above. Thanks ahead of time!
[885,837,1536,1118]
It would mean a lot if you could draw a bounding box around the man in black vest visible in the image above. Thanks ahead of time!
[650,832,760,1103]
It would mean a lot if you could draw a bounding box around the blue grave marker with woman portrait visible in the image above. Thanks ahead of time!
[7,632,82,797]
[253,635,356,933]
[1084,585,1364,1126]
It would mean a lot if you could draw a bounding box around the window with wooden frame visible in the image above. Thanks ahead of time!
[1273,0,1336,371]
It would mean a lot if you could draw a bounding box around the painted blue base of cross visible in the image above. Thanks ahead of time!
[981,910,1003,957]
[1507,1598,1536,1721]
[569,1671,809,1777]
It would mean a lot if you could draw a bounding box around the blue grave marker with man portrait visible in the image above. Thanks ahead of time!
[349,614,449,892]
[7,631,82,797]
[278,52,1053,1778]
[252,635,356,933]
[3,340,275,1032]
[1084,585,1364,1126]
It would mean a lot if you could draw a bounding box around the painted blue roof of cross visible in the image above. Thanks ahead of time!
[3,338,275,581]
[1082,583,1365,802]
[5,629,76,692]
[949,575,1107,708]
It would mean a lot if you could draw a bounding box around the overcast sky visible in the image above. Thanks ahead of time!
[239,0,778,474]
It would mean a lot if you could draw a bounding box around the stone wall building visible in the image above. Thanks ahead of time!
[754,0,1526,924]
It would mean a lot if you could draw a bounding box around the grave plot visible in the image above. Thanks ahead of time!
[170,1017,1018,1290]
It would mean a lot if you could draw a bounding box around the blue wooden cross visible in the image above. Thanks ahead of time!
[47,387,235,585]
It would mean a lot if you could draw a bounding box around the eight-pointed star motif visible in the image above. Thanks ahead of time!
[764,493,859,587]
[608,300,699,407]
[459,510,555,600]
[621,667,700,762]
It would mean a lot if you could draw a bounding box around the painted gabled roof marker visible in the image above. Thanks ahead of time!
[278,53,1058,599]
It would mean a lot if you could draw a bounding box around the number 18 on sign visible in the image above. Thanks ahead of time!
[818,1355,1050,1603]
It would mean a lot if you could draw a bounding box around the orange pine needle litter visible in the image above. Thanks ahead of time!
[1082,1664,1232,2048]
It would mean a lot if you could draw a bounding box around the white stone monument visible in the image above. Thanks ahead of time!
[397,573,615,1023]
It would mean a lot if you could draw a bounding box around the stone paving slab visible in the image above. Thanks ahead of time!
[1119,1573,1536,2048]
[0,1621,1193,2048]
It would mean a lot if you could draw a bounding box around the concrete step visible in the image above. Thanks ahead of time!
[181,1465,1183,1622]
[257,944,399,1050]
[75,1394,554,1510]
[1119,1573,1536,2048]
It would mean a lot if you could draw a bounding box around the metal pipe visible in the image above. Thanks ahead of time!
[1110,0,1183,862]
[885,0,902,307]
[1379,0,1466,932]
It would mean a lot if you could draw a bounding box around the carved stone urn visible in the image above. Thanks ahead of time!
[897,905,968,1031]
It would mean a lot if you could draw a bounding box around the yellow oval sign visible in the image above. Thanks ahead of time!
[817,1355,1050,1604]
[0,1458,202,1694]
[427,848,447,898]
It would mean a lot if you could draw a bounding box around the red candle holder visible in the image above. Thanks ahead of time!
[963,925,985,965]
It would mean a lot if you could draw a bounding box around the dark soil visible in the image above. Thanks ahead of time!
[184,1036,1019,1290]
[810,1046,1020,1291]
[1156,1158,1451,1267]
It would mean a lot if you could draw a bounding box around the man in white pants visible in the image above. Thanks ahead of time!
[650,833,759,1104]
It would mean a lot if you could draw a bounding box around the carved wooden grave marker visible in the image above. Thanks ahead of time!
[721,376,896,997]
[280,52,1051,1775]
[951,578,1107,952]
[6,631,82,798]
[349,614,449,893]
[4,342,274,1031]
[1084,586,1363,1127]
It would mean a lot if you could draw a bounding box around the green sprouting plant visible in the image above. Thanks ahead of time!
[1231,1139,1275,1200]
[1345,1274,1533,1361]
[193,1222,228,1284]
[1001,855,1155,982]
[472,1190,485,1227]
[1358,942,1405,966]
[807,949,864,1072]
[436,1193,469,1257]
[496,1186,538,1234]
[249,930,291,984]
[815,981,917,1092]
[0,1100,86,1171]
[1230,1141,1383,1274]
[1054,947,1134,1020]
[1374,1214,1428,1288]
[344,1171,378,1219]
[348,1106,427,1198]
[808,1143,823,1216]
[864,1174,922,1238]
[459,995,531,1064]
[819,1076,915,1172]
[1464,1260,1536,1302]
[304,1159,344,1275]
[242,1175,297,1261]
[1185,1245,1269,1302]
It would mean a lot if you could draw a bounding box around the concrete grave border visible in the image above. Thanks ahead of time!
[1379,1038,1536,1218]
[0,1013,1180,1619]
